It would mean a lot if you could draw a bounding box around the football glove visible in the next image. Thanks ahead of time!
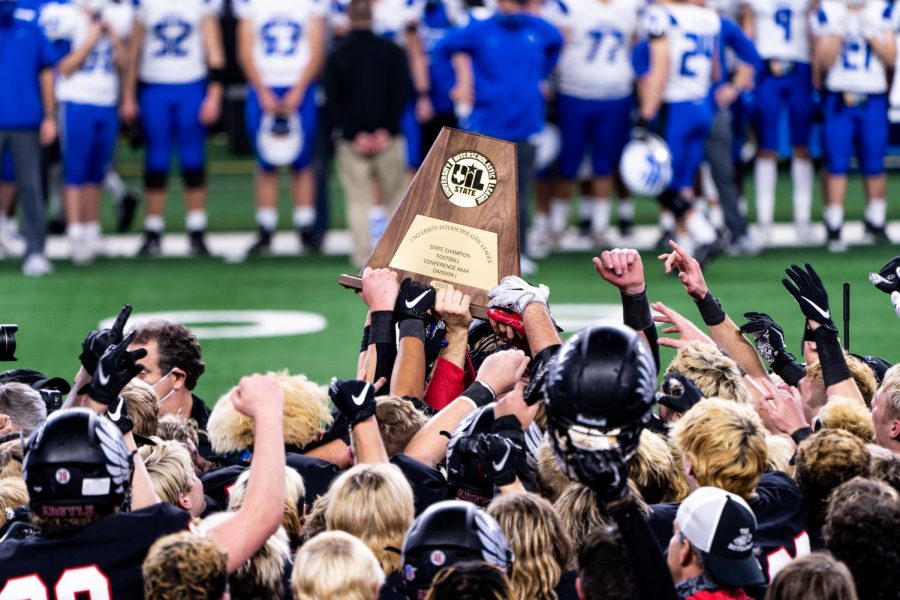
[487,276,549,315]
[105,395,134,435]
[395,278,436,322]
[740,312,793,365]
[893,291,900,318]
[328,378,376,426]
[478,433,521,487]
[782,263,837,332]
[87,331,147,406]
[567,446,631,505]
[868,257,900,294]
[655,372,703,414]
[80,304,133,376]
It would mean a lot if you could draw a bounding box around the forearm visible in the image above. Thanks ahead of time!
[815,36,842,70]
[40,70,55,119]
[123,23,143,98]
[391,331,426,398]
[367,311,397,387]
[640,41,668,120]
[405,29,430,94]
[438,329,467,369]
[237,21,268,92]
[351,417,389,464]
[404,397,476,467]
[63,367,91,409]
[294,19,325,92]
[203,16,225,69]
[58,39,99,76]
[869,35,895,66]
[523,304,562,357]
[811,323,863,403]
[303,438,352,468]
[498,478,526,495]
[708,317,768,378]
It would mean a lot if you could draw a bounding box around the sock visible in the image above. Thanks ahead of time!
[618,199,635,221]
[591,198,612,234]
[660,211,676,232]
[293,205,316,229]
[865,198,887,227]
[533,212,549,231]
[84,221,101,240]
[67,222,85,242]
[755,158,777,227]
[103,170,127,201]
[709,202,725,230]
[685,211,717,245]
[824,204,844,231]
[185,210,207,233]
[700,163,718,200]
[549,199,569,234]
[144,215,164,233]
[578,198,592,222]
[256,207,278,232]
[791,158,813,226]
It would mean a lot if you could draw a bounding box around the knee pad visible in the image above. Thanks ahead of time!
[658,190,692,219]
[143,170,168,191]
[182,168,206,190]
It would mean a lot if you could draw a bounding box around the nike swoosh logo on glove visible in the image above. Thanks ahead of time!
[108,397,123,420]
[801,298,831,321]
[97,362,111,386]
[405,290,430,309]
[492,442,511,472]
[351,383,371,406]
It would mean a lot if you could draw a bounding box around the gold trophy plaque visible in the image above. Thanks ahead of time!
[338,128,520,319]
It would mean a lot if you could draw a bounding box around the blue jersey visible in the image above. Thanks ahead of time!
[0,16,60,129]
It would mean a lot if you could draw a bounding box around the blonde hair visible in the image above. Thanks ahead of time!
[0,439,23,480]
[807,356,878,407]
[879,364,900,420]
[0,477,28,529]
[630,429,690,504]
[488,493,573,600]
[673,398,768,500]
[229,466,306,549]
[817,397,875,443]
[119,379,159,438]
[303,491,330,543]
[666,342,752,405]
[866,444,900,492]
[554,481,649,554]
[199,512,291,598]
[138,439,194,506]
[292,530,384,600]
[157,414,200,447]
[766,435,796,477]
[536,437,572,504]
[143,531,228,599]
[375,395,427,457]
[208,371,332,453]
[325,464,414,575]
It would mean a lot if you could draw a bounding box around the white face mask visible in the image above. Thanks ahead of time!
[153,370,177,409]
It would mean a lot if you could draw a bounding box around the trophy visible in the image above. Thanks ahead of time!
[338,128,520,319]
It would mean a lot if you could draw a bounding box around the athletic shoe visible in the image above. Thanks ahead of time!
[246,228,273,255]
[863,219,892,244]
[189,231,210,256]
[298,227,322,252]
[137,231,162,257]
[22,254,52,277]
[116,192,139,233]
[654,228,675,252]
[826,226,846,253]
[618,218,635,238]
[727,234,761,257]
[520,256,538,276]
[695,235,728,267]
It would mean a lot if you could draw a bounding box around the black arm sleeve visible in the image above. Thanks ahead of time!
[608,499,678,600]
[369,311,397,389]
[620,291,661,375]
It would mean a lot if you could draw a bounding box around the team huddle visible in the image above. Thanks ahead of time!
[0,0,897,275]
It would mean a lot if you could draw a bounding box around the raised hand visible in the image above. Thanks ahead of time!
[80,304,133,375]
[476,349,530,397]
[360,267,400,312]
[739,312,793,366]
[328,378,377,425]
[656,372,703,413]
[782,263,836,332]
[652,301,715,350]
[395,278,436,322]
[478,433,520,487]
[487,276,549,315]
[869,257,900,294]
[593,248,645,296]
[434,286,472,334]
[88,331,147,406]
[232,374,284,420]
[658,240,708,301]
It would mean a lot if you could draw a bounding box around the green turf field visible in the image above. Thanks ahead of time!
[0,246,895,405]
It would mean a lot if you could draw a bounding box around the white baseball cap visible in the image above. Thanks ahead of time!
[674,487,766,588]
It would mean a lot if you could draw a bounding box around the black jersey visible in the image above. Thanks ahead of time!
[0,503,191,599]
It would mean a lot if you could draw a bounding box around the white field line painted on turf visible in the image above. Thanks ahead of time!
[99,310,327,340]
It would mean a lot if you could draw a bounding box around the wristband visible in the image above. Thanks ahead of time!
[812,327,852,387]
[492,414,522,436]
[398,319,425,342]
[461,380,495,408]
[621,290,653,331]
[694,291,726,326]
[360,325,370,353]
[208,67,226,84]
[523,344,561,406]
[790,426,813,446]
[369,311,395,344]
[771,355,806,388]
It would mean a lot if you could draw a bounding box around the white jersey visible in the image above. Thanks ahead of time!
[136,0,221,84]
[811,0,892,94]
[742,0,810,62]
[235,0,327,88]
[40,2,133,106]
[889,2,900,114]
[645,3,721,103]
[553,0,639,100]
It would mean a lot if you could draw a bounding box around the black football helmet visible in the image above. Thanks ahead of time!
[401,500,512,595]
[543,323,656,481]
[24,408,133,519]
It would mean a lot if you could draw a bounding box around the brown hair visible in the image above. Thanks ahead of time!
[665,342,752,405]
[426,562,510,600]
[142,532,228,599]
[765,553,858,600]
[0,439,23,480]
[375,395,427,457]
[795,429,871,523]
[134,320,206,390]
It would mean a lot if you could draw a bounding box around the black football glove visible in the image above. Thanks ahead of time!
[740,312,793,365]
[87,331,146,406]
[328,378,376,426]
[395,278,436,322]
[656,372,703,414]
[105,395,134,435]
[568,447,630,505]
[80,304,133,376]
[869,257,900,294]
[632,116,651,140]
[782,263,837,333]
[478,433,521,487]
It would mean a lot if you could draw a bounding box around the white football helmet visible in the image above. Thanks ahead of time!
[257,113,303,167]
[619,133,673,197]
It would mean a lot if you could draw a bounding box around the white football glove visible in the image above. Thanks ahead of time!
[487,276,550,315]
[892,291,900,318]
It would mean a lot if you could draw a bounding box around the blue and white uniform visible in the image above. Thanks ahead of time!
[134,0,220,183]
[812,0,893,175]
[550,0,639,180]
[41,1,132,185]
[741,0,813,150]
[236,0,326,172]
[644,2,720,191]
